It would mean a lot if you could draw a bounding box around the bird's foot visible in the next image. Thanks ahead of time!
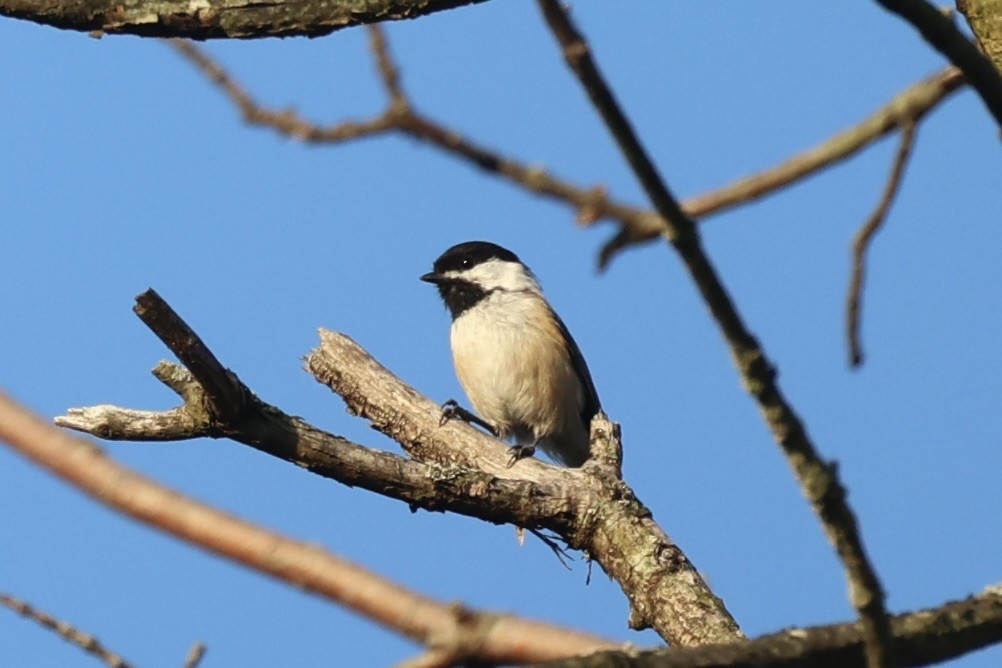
[506,443,536,468]
[439,399,497,436]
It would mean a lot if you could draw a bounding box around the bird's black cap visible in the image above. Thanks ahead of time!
[420,241,521,283]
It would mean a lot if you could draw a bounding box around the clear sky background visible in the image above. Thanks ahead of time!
[2,2,1000,666]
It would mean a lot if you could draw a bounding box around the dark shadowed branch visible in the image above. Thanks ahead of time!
[535,1,895,666]
[872,0,1002,127]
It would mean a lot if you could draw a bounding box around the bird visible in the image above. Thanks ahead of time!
[420,241,601,467]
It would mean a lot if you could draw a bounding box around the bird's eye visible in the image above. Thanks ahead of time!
[460,256,472,268]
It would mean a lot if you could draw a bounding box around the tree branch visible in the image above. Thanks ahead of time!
[956,0,1002,73]
[170,32,962,271]
[2,390,619,664]
[846,122,918,367]
[872,0,1002,127]
[307,329,742,645]
[12,381,1002,668]
[0,0,490,39]
[54,289,742,647]
[134,289,247,421]
[0,593,135,668]
[535,2,894,667]
[529,585,1002,668]
[677,67,960,226]
[168,34,664,256]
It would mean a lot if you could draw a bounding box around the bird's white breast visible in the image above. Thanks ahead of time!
[450,290,583,449]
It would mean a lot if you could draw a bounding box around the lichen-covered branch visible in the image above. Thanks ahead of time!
[308,329,742,645]
[54,289,742,647]
[957,0,1002,72]
[0,0,489,39]
[531,585,1002,668]
[3,390,618,664]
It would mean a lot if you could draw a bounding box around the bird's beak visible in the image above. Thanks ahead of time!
[420,272,442,284]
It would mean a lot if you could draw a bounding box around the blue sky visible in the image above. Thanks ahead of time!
[2,2,1000,666]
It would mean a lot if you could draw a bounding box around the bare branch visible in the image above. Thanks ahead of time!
[600,66,962,266]
[535,0,689,237]
[168,36,662,250]
[872,0,1002,127]
[57,355,576,533]
[134,289,246,422]
[534,2,894,667]
[54,290,741,646]
[846,123,919,367]
[679,68,961,222]
[0,592,134,668]
[167,39,400,141]
[530,584,1002,668]
[307,328,743,645]
[171,33,963,271]
[368,25,407,106]
[3,391,618,664]
[0,0,491,39]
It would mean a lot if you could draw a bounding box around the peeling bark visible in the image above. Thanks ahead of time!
[0,0,489,39]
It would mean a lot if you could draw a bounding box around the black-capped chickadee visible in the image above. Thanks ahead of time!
[421,241,601,467]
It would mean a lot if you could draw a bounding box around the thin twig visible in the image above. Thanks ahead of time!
[168,37,962,270]
[167,36,657,240]
[873,0,1002,127]
[536,1,691,235]
[368,26,407,105]
[680,68,960,220]
[0,593,134,668]
[168,39,400,141]
[534,1,894,665]
[847,123,919,367]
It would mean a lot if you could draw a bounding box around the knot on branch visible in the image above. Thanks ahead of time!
[410,603,502,668]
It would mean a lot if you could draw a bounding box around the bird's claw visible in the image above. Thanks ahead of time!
[438,399,498,436]
[506,444,536,468]
[439,399,462,427]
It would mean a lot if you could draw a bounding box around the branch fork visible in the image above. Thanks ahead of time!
[55,288,741,648]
